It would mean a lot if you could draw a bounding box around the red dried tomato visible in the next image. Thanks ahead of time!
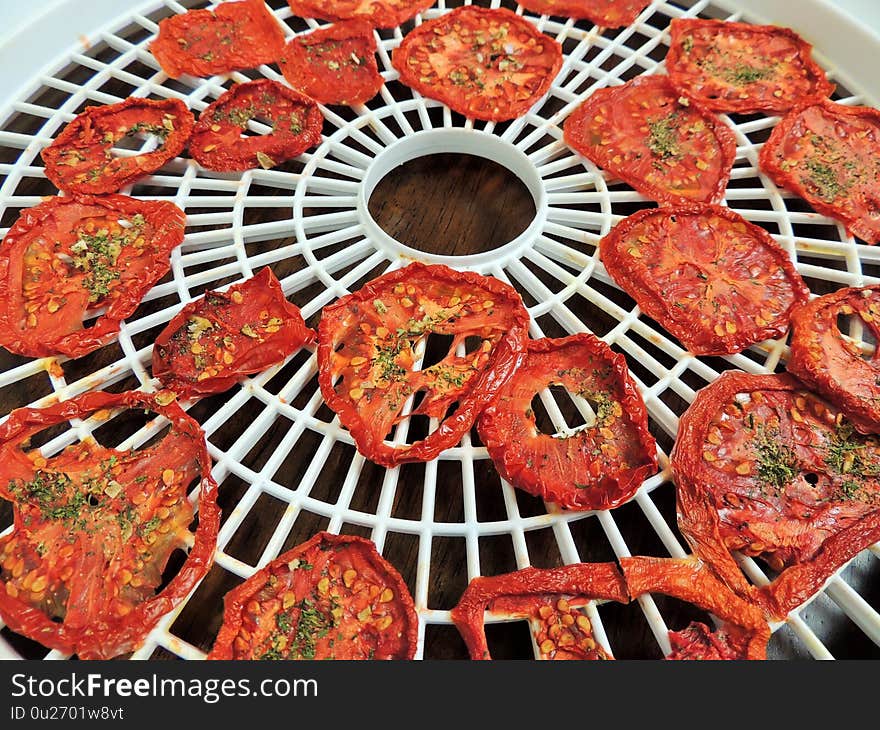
[150,0,286,79]
[477,333,656,511]
[41,97,193,195]
[564,75,736,205]
[208,532,417,660]
[620,556,769,660]
[392,6,564,122]
[278,20,384,107]
[516,0,649,28]
[450,563,628,660]
[0,390,219,659]
[759,99,880,245]
[599,205,809,356]
[190,80,323,172]
[286,0,434,30]
[666,19,833,115]
[153,268,314,399]
[0,195,185,359]
[673,371,880,618]
[316,262,529,467]
[788,286,880,434]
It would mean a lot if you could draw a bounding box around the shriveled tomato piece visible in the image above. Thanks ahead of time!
[564,75,736,205]
[286,0,434,30]
[789,286,880,434]
[392,6,563,122]
[620,556,769,660]
[599,205,809,356]
[0,195,185,359]
[759,99,880,245]
[667,19,833,115]
[190,80,323,172]
[451,563,628,660]
[153,268,314,399]
[673,371,880,618]
[477,333,656,511]
[517,0,649,27]
[208,532,417,660]
[278,20,384,107]
[317,263,529,467]
[41,97,193,195]
[0,390,219,659]
[150,0,286,79]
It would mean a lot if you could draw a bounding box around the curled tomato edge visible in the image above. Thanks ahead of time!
[285,0,437,30]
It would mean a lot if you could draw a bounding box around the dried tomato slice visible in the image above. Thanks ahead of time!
[286,0,434,30]
[150,0,286,79]
[0,195,185,359]
[599,205,809,356]
[666,19,833,115]
[788,286,880,434]
[153,268,314,399]
[673,371,880,618]
[759,99,880,245]
[392,6,564,122]
[477,334,656,511]
[564,75,736,205]
[316,262,529,467]
[208,532,417,660]
[41,97,193,196]
[0,390,219,659]
[278,20,384,107]
[516,0,649,27]
[450,563,628,660]
[190,80,323,172]
[620,556,770,660]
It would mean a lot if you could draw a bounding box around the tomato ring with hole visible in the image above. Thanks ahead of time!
[189,80,323,172]
[286,0,435,30]
[788,286,880,434]
[666,19,833,115]
[673,371,880,619]
[599,205,809,356]
[564,75,736,205]
[208,532,417,660]
[278,20,384,107]
[42,97,194,195]
[0,389,219,659]
[153,268,314,399]
[759,99,880,245]
[516,0,650,28]
[451,563,629,660]
[316,262,529,467]
[392,6,564,122]
[0,194,185,359]
[150,0,286,79]
[620,556,770,660]
[477,333,657,511]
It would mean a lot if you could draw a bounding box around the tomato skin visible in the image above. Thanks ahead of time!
[516,0,649,27]
[759,99,880,245]
[392,6,564,123]
[788,286,880,434]
[208,532,418,660]
[673,371,880,619]
[599,204,810,356]
[286,0,435,30]
[477,333,657,511]
[278,20,384,107]
[620,556,770,660]
[451,563,628,660]
[317,262,530,467]
[0,194,185,359]
[0,390,219,660]
[190,80,323,172]
[666,19,833,115]
[42,97,194,195]
[150,0,286,79]
[564,75,736,205]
